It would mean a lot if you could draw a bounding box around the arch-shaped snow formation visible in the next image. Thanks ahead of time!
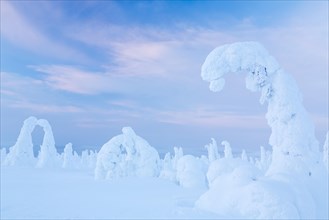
[201,41,320,175]
[95,127,160,179]
[4,116,60,167]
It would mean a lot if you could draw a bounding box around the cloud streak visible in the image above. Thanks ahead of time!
[0,1,89,62]
[31,65,114,95]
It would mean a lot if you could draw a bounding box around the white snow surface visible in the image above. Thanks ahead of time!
[1,166,220,219]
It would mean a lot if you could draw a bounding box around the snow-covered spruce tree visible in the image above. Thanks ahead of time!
[201,41,320,176]
[4,116,38,166]
[241,149,248,161]
[205,138,220,163]
[4,116,60,168]
[62,143,75,169]
[176,155,207,188]
[222,140,233,159]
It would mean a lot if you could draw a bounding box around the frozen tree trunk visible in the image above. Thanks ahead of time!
[201,41,320,176]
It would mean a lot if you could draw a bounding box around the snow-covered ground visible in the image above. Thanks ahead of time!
[1,42,328,219]
[1,166,221,219]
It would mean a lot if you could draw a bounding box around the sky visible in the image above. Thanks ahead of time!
[1,1,328,156]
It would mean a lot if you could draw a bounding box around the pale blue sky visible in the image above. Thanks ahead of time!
[1,1,328,155]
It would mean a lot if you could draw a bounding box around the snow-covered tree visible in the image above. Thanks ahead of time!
[62,143,75,169]
[205,138,220,162]
[5,116,38,166]
[95,127,160,180]
[36,119,60,168]
[222,141,233,159]
[198,42,327,219]
[255,146,271,171]
[241,149,248,161]
[201,41,320,176]
[4,116,60,168]
[176,155,207,188]
[159,152,177,181]
[172,146,184,170]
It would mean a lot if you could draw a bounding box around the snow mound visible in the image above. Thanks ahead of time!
[95,127,160,179]
[197,175,302,219]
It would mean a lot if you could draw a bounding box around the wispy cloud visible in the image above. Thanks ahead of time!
[30,65,115,95]
[1,72,84,114]
[0,1,89,62]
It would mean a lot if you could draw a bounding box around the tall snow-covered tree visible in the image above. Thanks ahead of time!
[201,41,320,176]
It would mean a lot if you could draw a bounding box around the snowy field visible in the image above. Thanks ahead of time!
[1,42,328,219]
[1,166,221,219]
